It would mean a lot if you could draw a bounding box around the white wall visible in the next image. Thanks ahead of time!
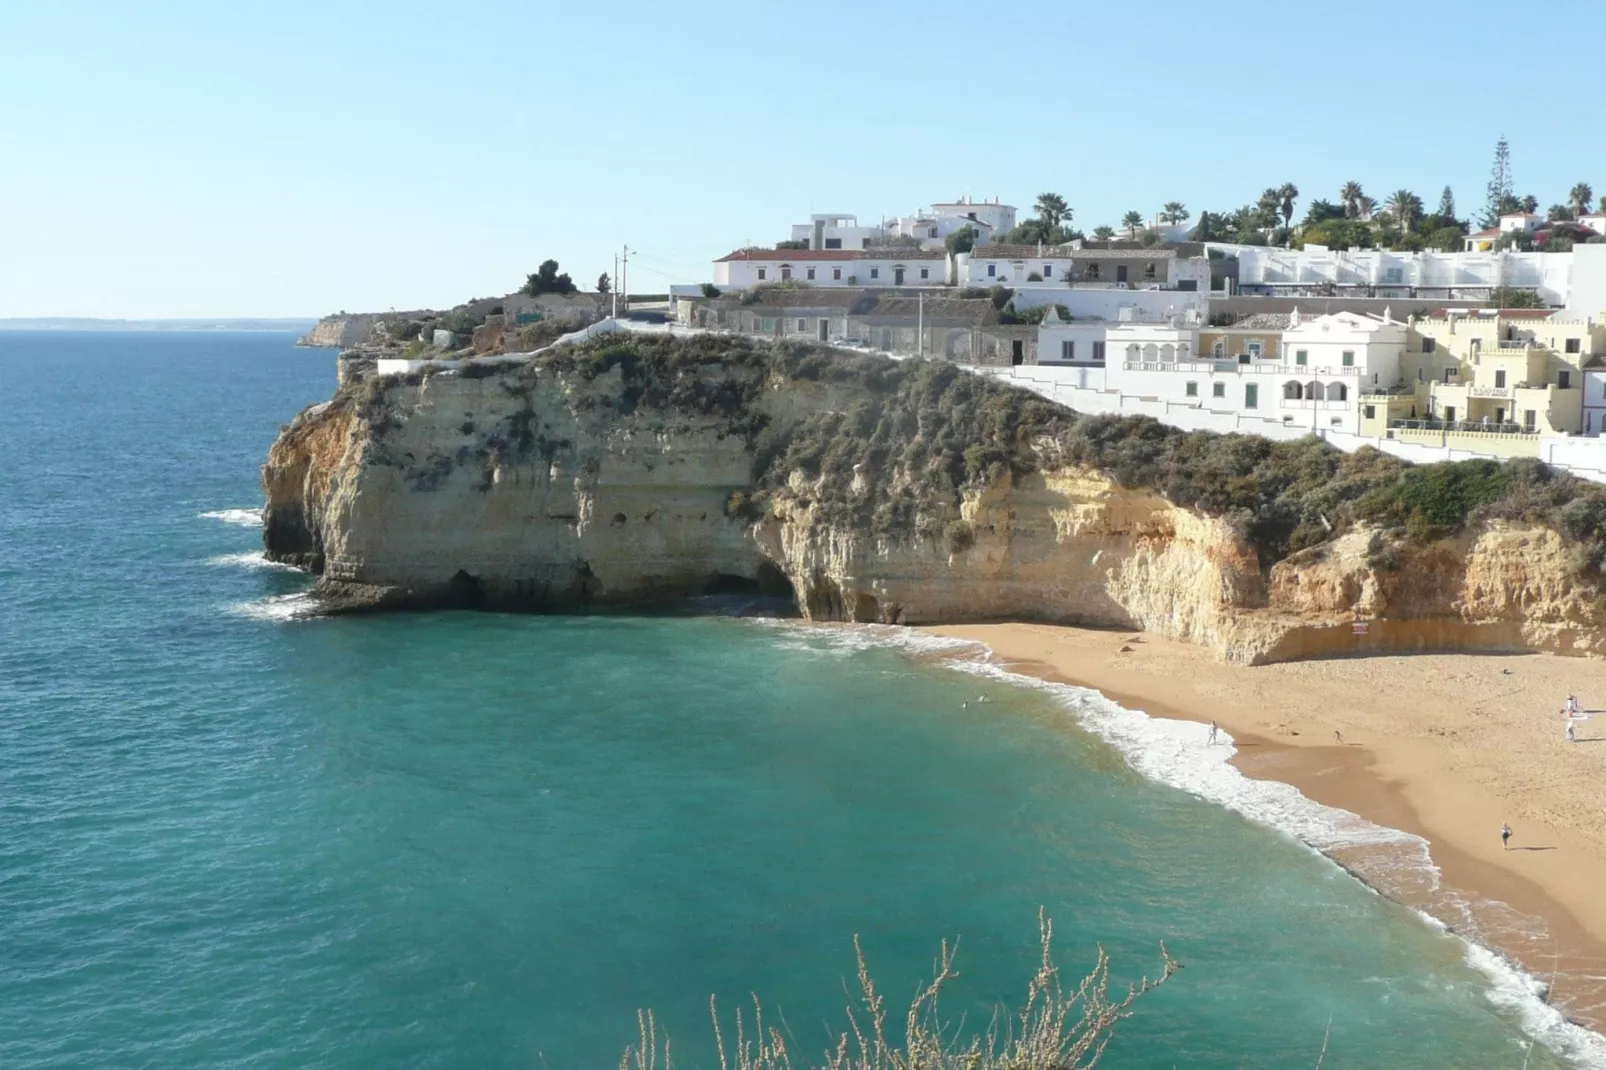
[1037,322,1108,365]
[1008,286,1208,322]
[1570,244,1606,315]
[1223,246,1574,305]
[932,201,1015,234]
[714,256,949,289]
[967,254,1076,285]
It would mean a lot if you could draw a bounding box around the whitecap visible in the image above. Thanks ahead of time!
[224,592,320,621]
[204,551,297,571]
[198,508,263,528]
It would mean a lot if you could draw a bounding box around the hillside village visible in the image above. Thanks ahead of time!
[313,158,1606,483]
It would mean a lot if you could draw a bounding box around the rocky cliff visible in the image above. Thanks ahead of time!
[263,336,1606,663]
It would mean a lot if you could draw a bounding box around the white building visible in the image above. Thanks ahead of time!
[1578,212,1606,237]
[1036,307,1108,366]
[789,214,886,251]
[962,245,1211,291]
[1278,309,1406,395]
[711,248,950,290]
[929,196,1016,236]
[1221,244,1574,306]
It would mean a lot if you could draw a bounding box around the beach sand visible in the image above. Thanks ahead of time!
[923,622,1606,1030]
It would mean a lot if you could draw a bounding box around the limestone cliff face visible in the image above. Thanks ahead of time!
[263,355,1606,662]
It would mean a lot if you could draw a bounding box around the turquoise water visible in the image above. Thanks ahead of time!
[0,331,1593,1067]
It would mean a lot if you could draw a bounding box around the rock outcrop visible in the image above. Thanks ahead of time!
[263,341,1606,663]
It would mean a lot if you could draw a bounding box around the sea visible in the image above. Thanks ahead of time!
[1,329,1603,1068]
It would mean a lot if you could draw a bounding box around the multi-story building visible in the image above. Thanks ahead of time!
[712,248,951,290]
[962,243,1210,290]
[1389,310,1604,438]
[1220,245,1573,306]
[928,196,1016,236]
[788,214,886,251]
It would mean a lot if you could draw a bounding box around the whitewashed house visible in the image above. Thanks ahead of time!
[1036,307,1108,368]
[712,248,950,290]
[1222,244,1573,305]
[929,196,1016,236]
[1578,212,1606,237]
[788,214,886,251]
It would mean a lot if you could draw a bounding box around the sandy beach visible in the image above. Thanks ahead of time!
[923,622,1606,1030]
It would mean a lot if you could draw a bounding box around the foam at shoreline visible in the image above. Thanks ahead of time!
[225,592,321,622]
[198,507,263,528]
[761,620,1606,1069]
[205,551,298,571]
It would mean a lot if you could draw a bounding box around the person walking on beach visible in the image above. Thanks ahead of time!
[1334,729,1344,745]
[1208,721,1218,745]
[1568,717,1577,743]
[1502,823,1513,850]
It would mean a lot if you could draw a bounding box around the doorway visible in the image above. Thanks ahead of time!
[1011,340,1024,366]
[894,267,905,286]
[1117,265,1129,284]
[818,319,829,341]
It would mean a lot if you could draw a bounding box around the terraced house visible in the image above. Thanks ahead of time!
[711,248,951,290]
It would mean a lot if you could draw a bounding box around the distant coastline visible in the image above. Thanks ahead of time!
[0,317,318,333]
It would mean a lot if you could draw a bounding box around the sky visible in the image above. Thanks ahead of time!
[3,0,1602,319]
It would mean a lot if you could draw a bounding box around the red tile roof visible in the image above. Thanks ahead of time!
[715,248,945,262]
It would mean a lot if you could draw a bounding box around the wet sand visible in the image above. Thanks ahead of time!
[923,623,1606,1029]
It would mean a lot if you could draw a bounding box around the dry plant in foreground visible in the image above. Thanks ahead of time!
[620,909,1180,1070]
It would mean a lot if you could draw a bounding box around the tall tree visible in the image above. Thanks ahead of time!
[1092,225,1115,240]
[1437,186,1456,221]
[1159,201,1190,225]
[1386,189,1422,232]
[1279,183,1299,229]
[1570,182,1595,218]
[1255,188,1283,229]
[944,225,977,255]
[1548,204,1575,222]
[1121,210,1143,238]
[521,259,577,297]
[1520,194,1539,214]
[1034,192,1069,230]
[1482,136,1514,228]
[1340,181,1364,219]
[596,272,612,295]
[1355,194,1376,221]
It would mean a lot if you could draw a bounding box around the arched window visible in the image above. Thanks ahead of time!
[1160,344,1176,362]
[1330,383,1347,402]
[1127,344,1141,362]
[1283,381,1303,400]
[1142,344,1159,362]
[1178,343,1191,358]
[1307,381,1325,401]
[1213,341,1225,358]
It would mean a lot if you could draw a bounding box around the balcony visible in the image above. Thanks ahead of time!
[1390,418,1535,436]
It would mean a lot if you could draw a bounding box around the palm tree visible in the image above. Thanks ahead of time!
[1355,194,1376,221]
[1340,181,1364,219]
[1035,192,1069,230]
[1386,189,1422,232]
[1570,183,1594,218]
[1121,211,1143,238]
[1093,225,1115,240]
[1279,183,1299,230]
[1160,201,1190,225]
[1520,194,1539,214]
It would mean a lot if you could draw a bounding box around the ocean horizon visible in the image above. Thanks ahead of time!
[1,329,1600,1067]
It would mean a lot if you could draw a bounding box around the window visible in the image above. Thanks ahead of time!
[1471,338,1482,354]
[832,268,842,281]
[1086,263,1100,279]
[1422,337,1437,353]
[1567,338,1582,354]
[1364,405,1376,419]
[920,267,929,280]
[797,319,807,331]
[757,268,767,281]
[1092,341,1105,362]
[1385,267,1403,283]
[1331,417,1343,426]
[1495,369,1506,388]
[1295,349,1308,366]
[1332,383,1347,401]
[987,264,996,277]
[929,227,939,238]
[1144,262,1157,280]
[1185,381,1198,397]
[1212,382,1226,398]
[1245,383,1259,409]
[824,238,842,249]
[1560,370,1572,389]
[1342,350,1355,367]
[780,267,791,280]
[761,318,774,332]
[1525,410,1537,432]
[862,239,871,249]
[870,268,879,279]
[1061,340,1076,361]
[1213,341,1225,358]
[1248,341,1263,359]
[1044,265,1054,278]
[806,267,816,281]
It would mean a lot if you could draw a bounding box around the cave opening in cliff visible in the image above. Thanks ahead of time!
[447,569,487,608]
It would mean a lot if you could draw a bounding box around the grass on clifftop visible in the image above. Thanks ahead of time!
[356,333,1606,575]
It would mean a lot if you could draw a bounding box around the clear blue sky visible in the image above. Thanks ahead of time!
[3,0,1600,318]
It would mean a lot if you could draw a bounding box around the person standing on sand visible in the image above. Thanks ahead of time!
[1568,717,1577,743]
[1502,823,1513,850]
[1208,721,1218,745]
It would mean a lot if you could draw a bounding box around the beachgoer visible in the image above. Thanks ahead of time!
[1502,823,1513,850]
[1334,730,1344,745]
[1568,694,1582,717]
[1208,721,1218,745]
[1568,718,1577,743]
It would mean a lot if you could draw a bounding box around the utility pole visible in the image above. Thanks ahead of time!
[621,246,631,318]
[612,253,619,319]
[918,292,924,355]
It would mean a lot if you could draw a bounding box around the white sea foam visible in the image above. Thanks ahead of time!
[204,551,298,571]
[198,508,263,528]
[224,592,320,622]
[767,621,1606,1067]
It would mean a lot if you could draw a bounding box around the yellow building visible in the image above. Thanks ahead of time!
[1198,313,1289,364]
[1400,311,1604,437]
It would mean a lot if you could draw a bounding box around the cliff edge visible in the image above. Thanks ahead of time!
[263,335,1606,663]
